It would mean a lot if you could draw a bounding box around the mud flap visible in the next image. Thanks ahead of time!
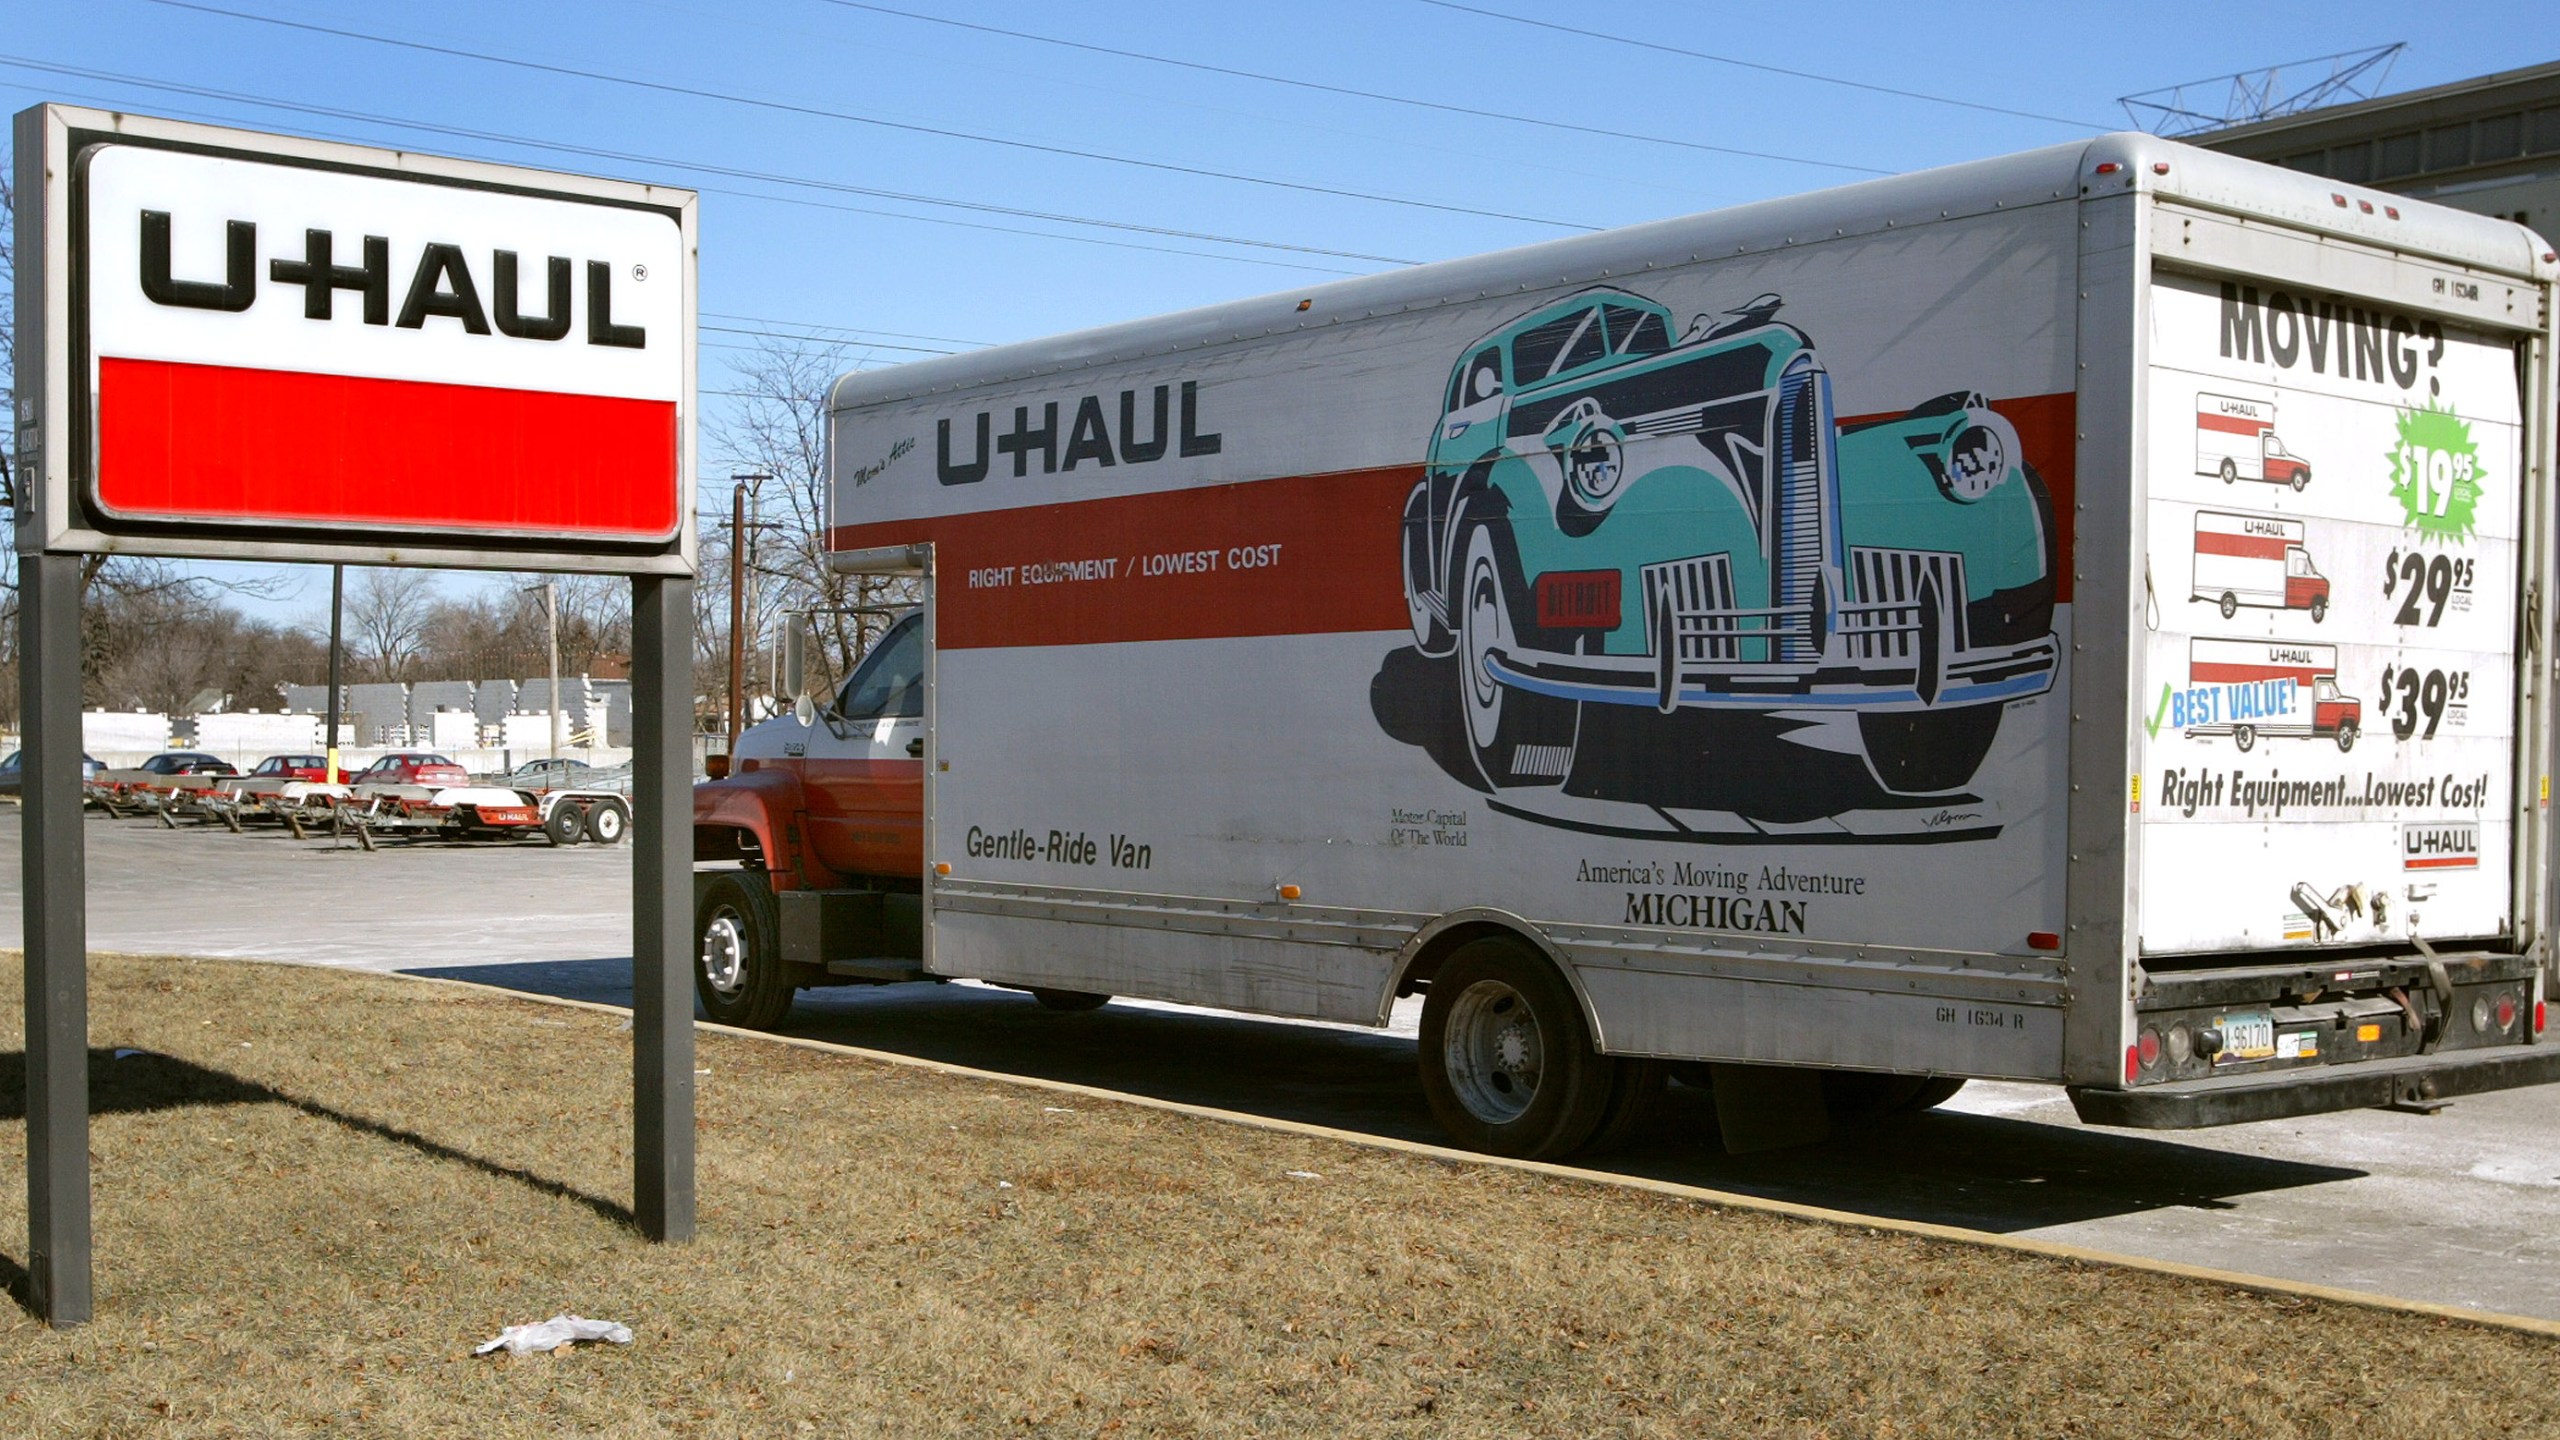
[1709,1063,1832,1154]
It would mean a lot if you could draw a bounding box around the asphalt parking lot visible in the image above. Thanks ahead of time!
[8,804,2560,1322]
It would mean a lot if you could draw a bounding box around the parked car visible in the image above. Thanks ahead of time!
[246,754,341,782]
[0,750,105,794]
[349,752,471,787]
[137,752,238,777]
[508,757,599,787]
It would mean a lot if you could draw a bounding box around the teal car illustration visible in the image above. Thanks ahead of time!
[1397,288,2058,804]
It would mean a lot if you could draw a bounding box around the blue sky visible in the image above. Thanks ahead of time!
[6,0,2543,626]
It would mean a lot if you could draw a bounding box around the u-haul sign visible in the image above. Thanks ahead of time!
[15,105,696,569]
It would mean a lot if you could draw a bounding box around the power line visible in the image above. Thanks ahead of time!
[1414,0,2112,131]
[138,0,1598,233]
[700,310,988,349]
[818,0,1888,177]
[0,57,1416,268]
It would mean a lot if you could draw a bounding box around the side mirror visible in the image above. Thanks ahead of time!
[783,615,816,728]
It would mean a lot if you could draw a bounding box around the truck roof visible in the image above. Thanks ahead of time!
[829,133,2555,415]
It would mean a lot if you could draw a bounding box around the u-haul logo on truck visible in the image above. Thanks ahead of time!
[2401,821,2480,870]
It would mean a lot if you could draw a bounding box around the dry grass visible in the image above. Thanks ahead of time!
[0,954,2554,1438]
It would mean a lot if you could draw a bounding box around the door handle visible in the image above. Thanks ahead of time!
[906,738,925,759]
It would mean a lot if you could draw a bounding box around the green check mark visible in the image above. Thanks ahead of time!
[2143,683,2172,740]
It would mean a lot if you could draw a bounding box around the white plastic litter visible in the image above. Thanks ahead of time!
[474,1314,635,1356]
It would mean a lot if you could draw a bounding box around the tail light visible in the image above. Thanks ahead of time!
[2537,1001,2547,1035]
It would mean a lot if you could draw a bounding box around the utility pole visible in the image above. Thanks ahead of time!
[325,564,344,783]
[726,472,770,754]
[544,579,561,763]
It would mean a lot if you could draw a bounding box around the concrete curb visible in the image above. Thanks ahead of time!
[128,953,2560,1342]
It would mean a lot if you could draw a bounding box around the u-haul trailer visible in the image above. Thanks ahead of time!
[695,133,2560,1159]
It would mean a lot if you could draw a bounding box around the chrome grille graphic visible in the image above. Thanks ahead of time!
[1641,554,1744,664]
[1772,360,1829,663]
[1844,548,1967,660]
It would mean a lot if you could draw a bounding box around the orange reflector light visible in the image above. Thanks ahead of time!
[2357,1023,2382,1043]
[1295,298,1312,312]
[933,862,952,876]
[2027,931,2061,952]
[1277,884,1302,901]
[705,753,731,780]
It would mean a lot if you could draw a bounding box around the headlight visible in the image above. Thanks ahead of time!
[1935,420,2010,503]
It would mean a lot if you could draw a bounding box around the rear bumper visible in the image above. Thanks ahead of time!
[2069,1044,2560,1128]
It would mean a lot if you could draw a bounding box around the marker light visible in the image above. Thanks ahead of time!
[933,862,952,876]
[2093,161,2123,175]
[1277,884,1302,901]
[2151,162,2170,175]
[2027,931,2061,951]
[2357,199,2375,214]
[2124,1045,2140,1083]
[2537,1001,2547,1035]
[2332,193,2350,208]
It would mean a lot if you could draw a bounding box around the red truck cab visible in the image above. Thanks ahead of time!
[692,613,928,1026]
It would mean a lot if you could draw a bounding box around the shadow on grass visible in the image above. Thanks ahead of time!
[409,964,2369,1235]
[0,1046,632,1317]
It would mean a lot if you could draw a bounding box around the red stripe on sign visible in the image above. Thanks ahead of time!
[2193,662,2324,683]
[2405,856,2479,870]
[836,467,1416,649]
[2195,531,2291,560]
[97,357,679,538]
[2198,411,2270,436]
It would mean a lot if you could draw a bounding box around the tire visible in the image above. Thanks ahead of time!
[1031,988,1110,1012]
[695,870,793,1029]
[1401,481,1455,657]
[1419,937,1613,1159]
[1579,1058,1665,1157]
[2335,720,2358,753]
[2292,468,2310,492]
[1822,1070,1971,1121]
[2219,458,2238,484]
[1453,519,1577,791]
[544,802,586,846]
[2234,724,2256,753]
[2219,591,2239,620]
[586,800,629,846]
[2309,595,2328,623]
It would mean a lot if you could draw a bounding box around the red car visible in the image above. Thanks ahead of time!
[350,752,471,787]
[247,753,342,783]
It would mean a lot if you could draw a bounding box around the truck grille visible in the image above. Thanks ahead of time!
[1772,357,1834,664]
[1641,554,1745,664]
[1843,548,1967,660]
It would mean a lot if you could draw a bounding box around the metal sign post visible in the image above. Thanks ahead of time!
[11,103,702,1323]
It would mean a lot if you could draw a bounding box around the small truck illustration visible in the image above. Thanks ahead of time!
[2195,393,2313,489]
[2174,638,2360,752]
[2192,510,2329,621]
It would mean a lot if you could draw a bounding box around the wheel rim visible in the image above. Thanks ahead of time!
[1460,539,1508,751]
[593,806,624,841]
[701,907,749,997]
[1442,978,1543,1125]
[1402,491,1438,645]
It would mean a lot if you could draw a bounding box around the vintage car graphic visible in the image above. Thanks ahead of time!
[1376,288,2060,835]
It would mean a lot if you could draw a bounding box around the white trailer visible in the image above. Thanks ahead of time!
[704,133,2560,1159]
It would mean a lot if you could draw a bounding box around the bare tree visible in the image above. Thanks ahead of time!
[707,338,917,727]
[346,566,438,681]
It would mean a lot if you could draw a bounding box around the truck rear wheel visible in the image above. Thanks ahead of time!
[1419,936,1613,1159]
[696,870,793,1029]
[586,799,629,845]
[544,802,586,846]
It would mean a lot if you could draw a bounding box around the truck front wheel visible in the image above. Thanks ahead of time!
[696,870,793,1029]
[1419,936,1614,1159]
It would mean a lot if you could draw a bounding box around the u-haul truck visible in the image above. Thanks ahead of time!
[2191,510,2329,621]
[696,134,2560,1159]
[2196,392,2315,488]
[2171,638,2359,752]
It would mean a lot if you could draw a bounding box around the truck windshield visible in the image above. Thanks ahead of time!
[1604,304,1671,358]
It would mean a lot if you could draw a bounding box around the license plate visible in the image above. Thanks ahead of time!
[2217,1012,2276,1063]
